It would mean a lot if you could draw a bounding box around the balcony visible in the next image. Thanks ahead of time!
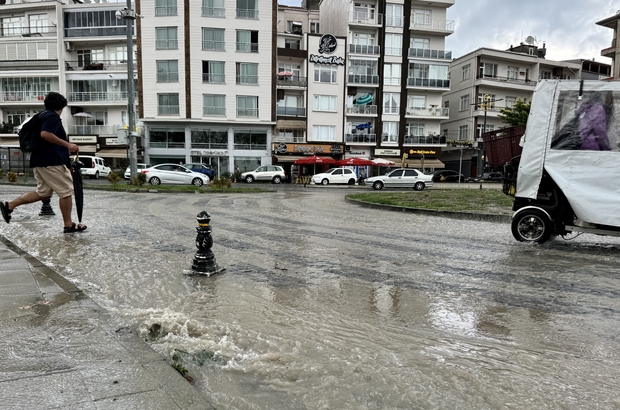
[203,107,226,116]
[65,60,136,71]
[405,107,449,118]
[0,92,47,103]
[346,105,377,115]
[65,26,130,38]
[202,73,225,84]
[67,92,137,104]
[236,9,259,19]
[68,125,123,136]
[476,74,536,88]
[407,77,450,88]
[157,105,180,116]
[237,108,258,117]
[155,40,178,50]
[403,135,447,145]
[202,41,226,51]
[273,134,305,143]
[410,19,455,34]
[0,25,57,38]
[408,48,452,60]
[276,106,306,117]
[345,133,377,144]
[236,75,258,85]
[349,12,383,26]
[158,73,179,82]
[202,7,226,17]
[236,42,259,53]
[276,76,307,87]
[349,44,381,55]
[348,74,380,85]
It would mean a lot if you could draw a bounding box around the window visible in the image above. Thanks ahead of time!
[411,37,429,50]
[481,63,498,78]
[237,96,258,117]
[386,4,403,27]
[353,2,376,23]
[285,39,300,50]
[203,28,225,51]
[477,124,494,137]
[540,71,551,79]
[413,9,431,25]
[382,122,399,143]
[236,30,258,52]
[406,95,425,114]
[458,125,468,141]
[384,63,401,86]
[29,14,49,34]
[203,94,226,116]
[236,63,258,85]
[156,27,178,50]
[109,46,129,64]
[202,0,225,17]
[310,20,319,34]
[77,49,104,66]
[383,93,400,114]
[313,95,337,111]
[203,61,225,83]
[349,60,378,76]
[385,33,402,56]
[2,17,21,36]
[191,128,228,148]
[3,77,53,101]
[287,21,303,34]
[155,0,177,16]
[236,0,258,19]
[507,66,518,80]
[505,96,516,108]
[406,123,424,136]
[150,128,185,149]
[460,94,470,111]
[158,93,179,115]
[462,64,471,81]
[312,125,336,141]
[157,60,179,82]
[314,65,338,83]
[234,129,267,149]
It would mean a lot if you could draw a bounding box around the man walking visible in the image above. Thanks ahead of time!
[1,92,87,233]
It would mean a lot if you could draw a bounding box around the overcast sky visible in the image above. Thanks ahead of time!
[278,0,618,63]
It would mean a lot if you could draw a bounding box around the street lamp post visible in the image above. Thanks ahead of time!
[116,2,139,181]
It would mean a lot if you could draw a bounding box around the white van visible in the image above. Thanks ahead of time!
[74,155,111,179]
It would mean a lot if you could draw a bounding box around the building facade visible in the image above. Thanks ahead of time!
[597,12,620,80]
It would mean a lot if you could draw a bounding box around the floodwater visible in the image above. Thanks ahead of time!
[2,185,620,409]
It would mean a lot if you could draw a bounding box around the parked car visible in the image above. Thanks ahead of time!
[311,168,358,185]
[431,169,465,182]
[141,164,211,187]
[73,155,111,179]
[124,163,150,180]
[241,165,285,184]
[364,168,433,191]
[183,163,216,180]
[468,172,503,183]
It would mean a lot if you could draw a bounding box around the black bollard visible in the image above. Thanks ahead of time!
[191,211,225,276]
[39,198,55,216]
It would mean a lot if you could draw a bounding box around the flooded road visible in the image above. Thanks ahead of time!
[2,185,620,409]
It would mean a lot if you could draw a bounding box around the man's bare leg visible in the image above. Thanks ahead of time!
[58,195,73,228]
[8,191,47,210]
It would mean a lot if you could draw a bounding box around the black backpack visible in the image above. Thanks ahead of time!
[18,113,42,153]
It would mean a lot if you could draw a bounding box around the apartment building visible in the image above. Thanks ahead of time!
[0,0,137,171]
[441,44,582,177]
[138,0,276,176]
[597,12,620,79]
[312,0,454,170]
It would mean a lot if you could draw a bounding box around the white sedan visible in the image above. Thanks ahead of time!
[364,168,433,191]
[311,168,358,185]
[141,164,211,187]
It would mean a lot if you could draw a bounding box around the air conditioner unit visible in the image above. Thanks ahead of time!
[65,41,74,52]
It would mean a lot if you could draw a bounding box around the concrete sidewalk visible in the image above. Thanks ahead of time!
[0,236,215,410]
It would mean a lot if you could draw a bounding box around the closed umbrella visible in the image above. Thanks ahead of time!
[71,155,84,224]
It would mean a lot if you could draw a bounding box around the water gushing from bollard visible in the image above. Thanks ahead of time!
[191,210,225,276]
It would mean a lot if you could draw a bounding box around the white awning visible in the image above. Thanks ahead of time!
[96,148,130,158]
[404,158,445,168]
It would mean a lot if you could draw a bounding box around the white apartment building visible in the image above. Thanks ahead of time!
[0,0,136,171]
[138,0,275,176]
[597,12,620,79]
[441,44,581,176]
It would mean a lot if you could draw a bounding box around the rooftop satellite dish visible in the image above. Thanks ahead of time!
[525,36,536,45]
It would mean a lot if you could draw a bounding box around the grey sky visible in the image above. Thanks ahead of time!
[278,0,618,63]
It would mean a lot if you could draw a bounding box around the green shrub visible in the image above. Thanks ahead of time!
[210,176,233,189]
[132,172,146,186]
[7,172,18,182]
[107,170,121,184]
[0,169,4,179]
[21,172,30,182]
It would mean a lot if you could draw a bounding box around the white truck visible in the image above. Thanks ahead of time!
[504,79,620,243]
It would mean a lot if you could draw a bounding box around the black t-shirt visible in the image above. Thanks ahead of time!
[30,110,70,168]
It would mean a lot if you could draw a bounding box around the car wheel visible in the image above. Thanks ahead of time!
[192,178,203,187]
[511,208,553,244]
[245,175,254,183]
[272,176,282,184]
[372,181,383,190]
[149,177,161,186]
[414,182,425,191]
[347,178,356,185]
[321,178,329,186]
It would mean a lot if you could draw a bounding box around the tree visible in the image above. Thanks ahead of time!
[498,99,531,127]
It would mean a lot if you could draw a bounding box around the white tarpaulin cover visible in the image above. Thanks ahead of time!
[517,80,620,227]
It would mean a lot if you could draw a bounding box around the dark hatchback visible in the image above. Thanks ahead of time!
[431,169,465,182]
[183,163,216,179]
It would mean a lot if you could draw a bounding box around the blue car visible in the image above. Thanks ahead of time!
[183,163,216,180]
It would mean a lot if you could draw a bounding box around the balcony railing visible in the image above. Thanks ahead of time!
[276,76,308,87]
[67,92,137,103]
[236,75,258,85]
[236,42,259,53]
[155,6,177,16]
[348,74,380,85]
[236,9,258,19]
[349,12,383,26]
[202,41,225,51]
[158,105,180,115]
[407,78,450,88]
[203,73,225,84]
[65,60,136,71]
[202,7,226,17]
[156,40,179,50]
[68,125,123,135]
[408,48,452,60]
[405,107,449,117]
[348,44,381,55]
[404,135,447,145]
[237,108,258,117]
[157,72,179,82]
[476,74,536,86]
[273,134,306,143]
[385,15,403,28]
[65,26,130,38]
[0,25,57,38]
[276,106,306,116]
[345,133,376,144]
[0,92,47,103]
[346,105,377,115]
[203,107,226,116]
[411,19,455,33]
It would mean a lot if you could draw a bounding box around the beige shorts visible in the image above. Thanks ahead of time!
[34,165,74,199]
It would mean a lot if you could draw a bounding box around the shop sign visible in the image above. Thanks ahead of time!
[375,148,400,156]
[407,149,438,155]
[190,149,229,156]
[318,34,338,54]
[274,142,343,155]
[105,138,124,146]
[69,135,97,143]
[309,54,345,65]
[348,150,368,156]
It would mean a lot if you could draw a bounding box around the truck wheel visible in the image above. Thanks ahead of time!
[511,208,553,244]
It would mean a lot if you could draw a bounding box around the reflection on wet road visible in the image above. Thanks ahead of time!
[2,186,620,409]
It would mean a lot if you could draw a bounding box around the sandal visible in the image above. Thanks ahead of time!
[63,223,87,233]
[1,201,12,224]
